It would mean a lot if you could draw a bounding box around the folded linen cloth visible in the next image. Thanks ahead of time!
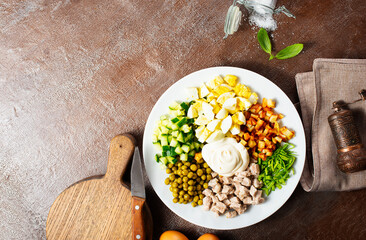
[296,58,366,192]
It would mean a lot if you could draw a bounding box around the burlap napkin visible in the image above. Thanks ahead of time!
[296,58,366,192]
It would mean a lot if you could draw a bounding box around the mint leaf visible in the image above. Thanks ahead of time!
[257,28,272,54]
[275,44,303,60]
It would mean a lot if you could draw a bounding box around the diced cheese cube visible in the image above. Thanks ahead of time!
[223,74,238,87]
[221,115,232,134]
[216,108,228,119]
[206,130,225,143]
[199,84,210,98]
[186,87,199,100]
[206,119,221,132]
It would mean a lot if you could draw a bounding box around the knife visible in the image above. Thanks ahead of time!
[131,146,146,240]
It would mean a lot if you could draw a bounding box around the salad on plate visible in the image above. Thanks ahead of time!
[152,74,296,218]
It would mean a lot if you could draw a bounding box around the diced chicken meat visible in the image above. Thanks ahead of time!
[221,176,233,185]
[242,177,251,187]
[243,196,253,205]
[253,178,262,188]
[211,195,219,204]
[202,188,213,197]
[208,178,219,188]
[203,196,212,211]
[212,201,227,214]
[249,185,258,197]
[216,193,228,201]
[233,176,243,183]
[211,172,219,178]
[229,196,240,205]
[235,185,249,201]
[249,163,260,176]
[223,199,231,206]
[225,210,238,218]
[212,183,222,193]
[222,185,234,195]
[236,170,251,178]
[235,205,247,215]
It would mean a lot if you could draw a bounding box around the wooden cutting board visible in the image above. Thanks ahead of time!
[46,134,152,240]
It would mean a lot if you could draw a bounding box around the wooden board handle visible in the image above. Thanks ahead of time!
[104,134,135,183]
[132,196,146,240]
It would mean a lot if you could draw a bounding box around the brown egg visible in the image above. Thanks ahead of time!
[160,230,189,240]
[197,233,220,240]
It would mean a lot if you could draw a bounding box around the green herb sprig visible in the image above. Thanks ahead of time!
[257,143,297,196]
[257,28,303,60]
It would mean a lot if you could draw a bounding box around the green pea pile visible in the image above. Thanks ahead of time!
[164,157,213,207]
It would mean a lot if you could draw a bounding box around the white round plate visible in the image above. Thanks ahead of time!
[143,66,306,229]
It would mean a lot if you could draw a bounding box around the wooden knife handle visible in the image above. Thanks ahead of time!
[132,196,146,240]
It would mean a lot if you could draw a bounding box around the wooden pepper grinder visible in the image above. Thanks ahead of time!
[328,89,366,173]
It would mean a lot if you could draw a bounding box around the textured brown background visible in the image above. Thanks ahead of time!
[0,0,366,239]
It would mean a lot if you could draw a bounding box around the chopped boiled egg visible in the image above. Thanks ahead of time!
[209,99,221,114]
[198,127,212,143]
[221,115,232,134]
[237,97,252,111]
[249,92,258,104]
[233,84,251,98]
[217,92,235,105]
[186,87,199,100]
[206,119,221,132]
[206,130,225,143]
[199,84,210,98]
[223,74,238,87]
[216,108,228,119]
[201,102,215,120]
[195,125,205,138]
[230,124,241,135]
[187,105,198,118]
[213,84,233,96]
[222,98,237,111]
[195,115,210,126]
[206,76,224,90]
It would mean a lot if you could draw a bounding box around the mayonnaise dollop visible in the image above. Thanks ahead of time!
[202,137,249,177]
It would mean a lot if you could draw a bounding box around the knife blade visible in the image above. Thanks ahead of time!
[131,146,146,198]
[131,146,146,240]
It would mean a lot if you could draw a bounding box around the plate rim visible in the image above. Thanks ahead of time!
[142,66,306,230]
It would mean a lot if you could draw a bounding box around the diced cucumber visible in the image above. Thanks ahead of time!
[154,154,160,163]
[160,115,168,120]
[177,132,185,143]
[180,153,188,161]
[160,157,168,165]
[181,124,191,133]
[170,138,178,147]
[152,134,158,143]
[171,130,179,138]
[161,135,168,146]
[169,101,181,110]
[181,144,190,153]
[180,102,189,111]
[160,126,169,134]
[171,124,179,130]
[166,156,175,163]
[175,146,183,154]
[171,117,180,123]
[176,117,187,127]
[162,145,170,152]
[194,142,201,151]
[153,142,162,151]
[188,150,196,157]
[167,135,173,143]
